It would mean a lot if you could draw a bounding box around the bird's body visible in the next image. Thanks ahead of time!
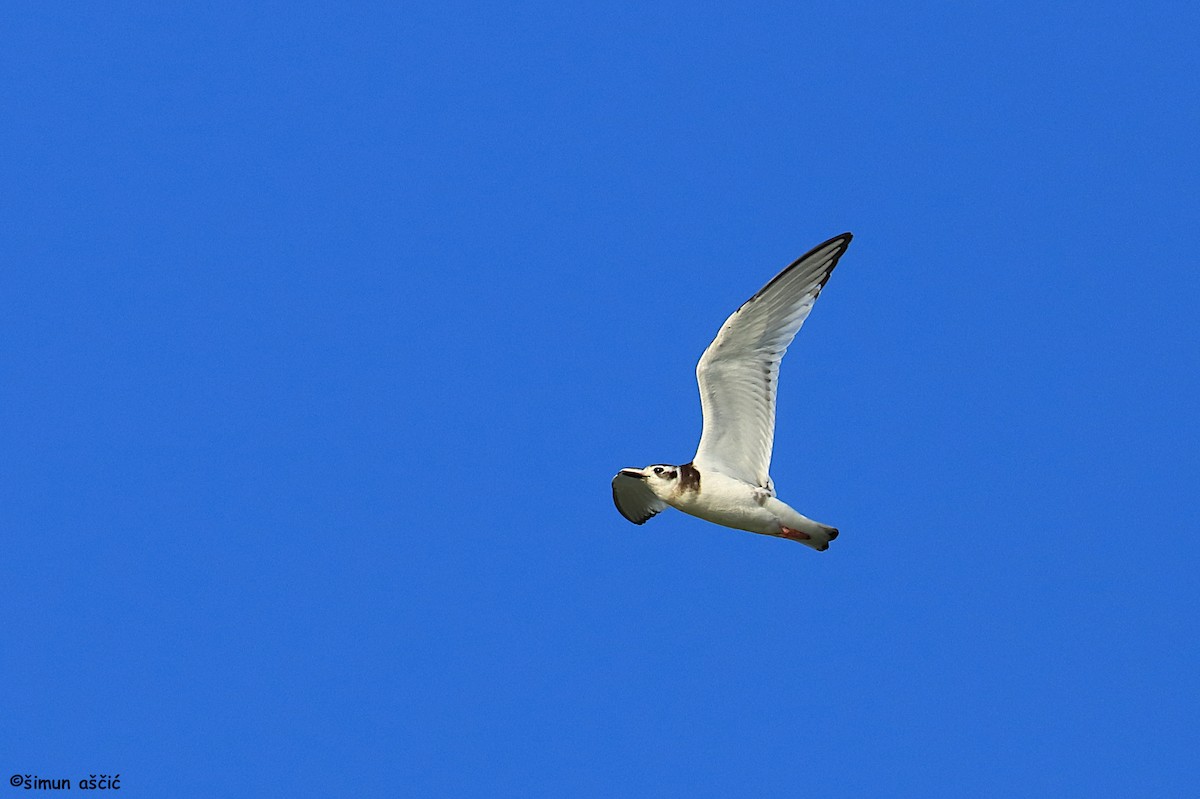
[611,233,852,551]
[669,468,837,545]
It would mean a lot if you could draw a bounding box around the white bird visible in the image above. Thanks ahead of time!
[612,233,852,550]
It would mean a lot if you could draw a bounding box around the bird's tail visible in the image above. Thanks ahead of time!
[804,522,839,552]
[779,519,838,551]
[766,498,840,551]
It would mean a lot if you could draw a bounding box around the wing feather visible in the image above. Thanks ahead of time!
[692,233,852,486]
[611,472,667,525]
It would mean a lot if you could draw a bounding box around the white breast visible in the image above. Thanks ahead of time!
[668,470,779,534]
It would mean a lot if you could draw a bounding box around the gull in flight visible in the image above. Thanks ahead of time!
[611,233,852,550]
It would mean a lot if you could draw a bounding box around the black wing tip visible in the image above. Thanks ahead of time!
[749,232,854,302]
[788,231,853,272]
[820,232,853,249]
[796,231,854,264]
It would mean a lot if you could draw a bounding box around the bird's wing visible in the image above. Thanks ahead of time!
[692,233,852,487]
[611,471,667,525]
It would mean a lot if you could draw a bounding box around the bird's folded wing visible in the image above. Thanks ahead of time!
[692,233,852,487]
[611,472,667,525]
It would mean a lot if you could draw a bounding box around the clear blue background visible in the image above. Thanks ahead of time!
[3,2,1198,796]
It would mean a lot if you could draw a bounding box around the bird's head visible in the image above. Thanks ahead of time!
[617,465,680,499]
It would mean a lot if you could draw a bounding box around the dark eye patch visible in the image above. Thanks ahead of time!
[666,471,677,480]
[653,467,664,475]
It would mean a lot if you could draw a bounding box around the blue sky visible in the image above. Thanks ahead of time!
[3,2,1198,796]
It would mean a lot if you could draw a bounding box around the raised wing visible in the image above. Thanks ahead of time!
[692,233,852,487]
[611,470,667,525]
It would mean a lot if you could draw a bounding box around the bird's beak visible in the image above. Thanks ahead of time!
[619,468,646,480]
